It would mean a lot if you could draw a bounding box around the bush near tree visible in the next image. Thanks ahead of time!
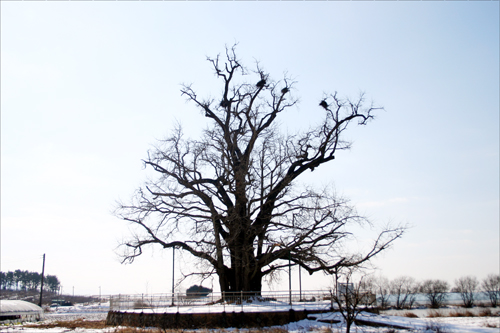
[186,285,213,297]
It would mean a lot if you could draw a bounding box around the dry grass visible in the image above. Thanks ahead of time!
[478,308,492,317]
[402,312,418,318]
[426,310,443,318]
[24,319,108,330]
[483,322,499,328]
[116,328,158,333]
[425,321,447,333]
[22,320,327,333]
[263,328,289,333]
[448,310,475,317]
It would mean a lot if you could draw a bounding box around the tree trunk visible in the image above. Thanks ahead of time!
[346,320,353,333]
[218,265,263,296]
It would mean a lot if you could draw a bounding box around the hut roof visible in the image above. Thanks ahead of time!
[0,300,43,316]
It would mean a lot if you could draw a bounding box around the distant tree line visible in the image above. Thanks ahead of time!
[331,269,499,333]
[0,270,61,293]
[363,273,499,309]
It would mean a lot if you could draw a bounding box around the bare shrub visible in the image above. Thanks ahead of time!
[402,312,418,318]
[389,276,419,309]
[133,300,151,309]
[425,321,448,333]
[370,276,391,309]
[482,274,500,307]
[454,276,479,308]
[483,321,499,328]
[420,279,449,308]
[330,267,376,333]
[265,328,288,333]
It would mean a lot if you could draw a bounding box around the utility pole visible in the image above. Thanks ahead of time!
[299,265,302,302]
[39,254,45,307]
[171,247,175,306]
[288,251,292,306]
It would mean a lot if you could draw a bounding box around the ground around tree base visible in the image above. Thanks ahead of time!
[2,302,499,333]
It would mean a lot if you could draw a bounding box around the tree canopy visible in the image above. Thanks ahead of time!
[116,46,404,294]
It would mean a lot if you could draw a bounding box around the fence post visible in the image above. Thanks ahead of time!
[222,291,225,312]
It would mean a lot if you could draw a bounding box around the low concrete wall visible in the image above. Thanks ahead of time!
[106,309,324,329]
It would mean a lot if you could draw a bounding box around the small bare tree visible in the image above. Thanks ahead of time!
[371,276,391,309]
[481,274,499,307]
[420,279,449,308]
[390,276,419,309]
[454,276,479,308]
[329,267,376,333]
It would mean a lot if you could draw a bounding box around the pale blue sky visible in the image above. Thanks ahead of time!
[1,1,498,295]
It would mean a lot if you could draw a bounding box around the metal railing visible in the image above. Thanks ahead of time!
[109,290,331,312]
[108,290,496,312]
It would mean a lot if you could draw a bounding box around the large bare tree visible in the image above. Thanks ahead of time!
[116,46,404,294]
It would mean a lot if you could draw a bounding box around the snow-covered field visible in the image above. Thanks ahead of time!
[1,302,498,333]
[42,303,110,322]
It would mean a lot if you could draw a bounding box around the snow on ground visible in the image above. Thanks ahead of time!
[382,307,500,318]
[1,302,499,333]
[0,327,109,333]
[42,302,110,322]
[314,311,500,333]
[120,300,334,314]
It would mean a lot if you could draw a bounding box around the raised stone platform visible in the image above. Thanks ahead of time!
[106,309,330,329]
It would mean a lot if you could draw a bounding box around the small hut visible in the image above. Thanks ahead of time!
[0,300,44,323]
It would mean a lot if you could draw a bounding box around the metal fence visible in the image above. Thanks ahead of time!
[109,290,332,312]
[109,290,495,313]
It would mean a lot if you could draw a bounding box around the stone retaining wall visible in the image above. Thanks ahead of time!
[106,309,324,329]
